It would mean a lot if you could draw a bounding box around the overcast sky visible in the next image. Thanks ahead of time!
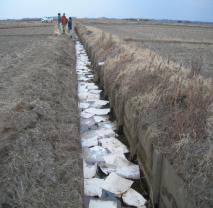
[1,0,213,22]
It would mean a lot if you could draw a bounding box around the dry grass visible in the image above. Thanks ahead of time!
[0,21,53,29]
[76,23,213,208]
[0,35,83,208]
[191,56,203,75]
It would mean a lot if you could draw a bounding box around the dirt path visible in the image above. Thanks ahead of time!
[0,26,83,208]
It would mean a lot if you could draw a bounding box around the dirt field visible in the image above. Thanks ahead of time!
[0,20,53,29]
[0,24,83,207]
[80,19,213,77]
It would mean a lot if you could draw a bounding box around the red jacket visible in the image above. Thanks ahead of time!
[61,15,67,25]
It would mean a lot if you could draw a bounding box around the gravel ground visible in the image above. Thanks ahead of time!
[0,25,83,208]
[82,20,213,77]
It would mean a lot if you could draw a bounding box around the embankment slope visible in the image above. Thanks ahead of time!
[76,23,213,208]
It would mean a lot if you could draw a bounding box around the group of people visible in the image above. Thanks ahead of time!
[57,13,72,35]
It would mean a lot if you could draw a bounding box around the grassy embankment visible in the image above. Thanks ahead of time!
[76,23,213,208]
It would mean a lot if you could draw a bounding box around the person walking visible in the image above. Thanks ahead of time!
[61,13,68,34]
[57,13,62,33]
[68,17,72,37]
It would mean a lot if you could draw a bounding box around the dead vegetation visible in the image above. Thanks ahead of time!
[76,23,213,208]
[0,21,53,29]
[0,31,83,208]
[191,56,203,75]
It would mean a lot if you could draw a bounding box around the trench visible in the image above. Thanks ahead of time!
[75,40,150,208]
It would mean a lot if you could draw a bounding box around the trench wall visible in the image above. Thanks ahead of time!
[75,24,199,208]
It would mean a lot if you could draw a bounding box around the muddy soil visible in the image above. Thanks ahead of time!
[0,26,83,208]
[81,20,213,77]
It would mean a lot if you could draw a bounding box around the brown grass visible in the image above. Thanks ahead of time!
[0,35,83,207]
[76,23,213,208]
[191,56,203,75]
